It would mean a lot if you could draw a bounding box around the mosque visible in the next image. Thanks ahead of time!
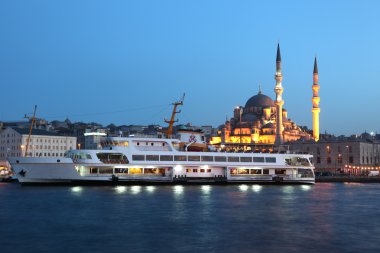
[210,44,321,152]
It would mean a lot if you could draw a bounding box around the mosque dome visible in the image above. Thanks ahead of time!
[245,91,275,109]
[241,113,258,122]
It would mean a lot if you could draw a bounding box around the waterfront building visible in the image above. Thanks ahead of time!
[0,127,76,158]
[289,136,380,174]
[210,44,318,151]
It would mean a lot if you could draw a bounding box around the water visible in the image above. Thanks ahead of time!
[0,183,379,253]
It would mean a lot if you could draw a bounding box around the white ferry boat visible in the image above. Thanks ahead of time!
[8,135,315,185]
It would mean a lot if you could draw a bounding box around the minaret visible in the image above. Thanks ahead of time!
[312,57,320,142]
[274,43,284,145]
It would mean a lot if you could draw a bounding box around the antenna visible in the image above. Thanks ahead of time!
[24,105,37,157]
[164,93,185,137]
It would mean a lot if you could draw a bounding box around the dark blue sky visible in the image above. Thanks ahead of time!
[1,0,379,135]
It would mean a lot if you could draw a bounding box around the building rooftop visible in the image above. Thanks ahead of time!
[11,127,63,137]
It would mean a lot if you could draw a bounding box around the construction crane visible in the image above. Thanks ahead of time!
[164,94,185,137]
[24,105,37,157]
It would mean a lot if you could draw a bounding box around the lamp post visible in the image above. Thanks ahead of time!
[20,145,25,157]
[346,145,349,174]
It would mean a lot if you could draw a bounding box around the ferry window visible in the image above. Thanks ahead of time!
[174,155,187,161]
[227,156,239,162]
[188,156,200,161]
[298,169,313,178]
[253,157,265,163]
[207,169,211,173]
[186,168,191,172]
[151,143,154,146]
[115,168,128,174]
[240,157,252,163]
[144,168,164,174]
[250,169,262,174]
[275,169,286,175]
[237,169,249,174]
[132,155,145,161]
[193,169,198,173]
[230,168,238,175]
[97,153,129,164]
[90,168,98,174]
[215,156,227,162]
[200,169,205,173]
[129,168,143,174]
[263,169,269,174]
[99,168,113,174]
[160,155,173,161]
[146,155,159,161]
[201,156,213,162]
[265,157,276,163]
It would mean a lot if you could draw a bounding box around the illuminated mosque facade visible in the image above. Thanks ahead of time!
[210,44,320,151]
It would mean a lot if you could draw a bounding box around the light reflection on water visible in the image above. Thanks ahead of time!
[130,185,141,194]
[115,186,127,194]
[145,185,156,193]
[238,184,249,192]
[173,185,184,196]
[252,184,262,192]
[1,183,380,253]
[301,185,312,191]
[70,186,83,193]
[201,185,211,194]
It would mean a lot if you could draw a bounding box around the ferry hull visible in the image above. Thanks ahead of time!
[8,150,315,185]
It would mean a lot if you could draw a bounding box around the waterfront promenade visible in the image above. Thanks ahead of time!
[316,175,380,183]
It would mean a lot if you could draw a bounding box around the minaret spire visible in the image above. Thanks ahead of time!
[258,84,262,94]
[312,56,320,142]
[274,43,284,145]
[313,56,318,74]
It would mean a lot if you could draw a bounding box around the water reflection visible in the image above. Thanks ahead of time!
[201,185,211,194]
[301,185,312,191]
[173,185,184,196]
[146,186,156,193]
[130,185,141,194]
[282,185,295,194]
[71,186,83,193]
[238,184,249,192]
[115,186,127,194]
[252,185,262,192]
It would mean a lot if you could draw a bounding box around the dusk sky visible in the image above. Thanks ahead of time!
[1,0,379,135]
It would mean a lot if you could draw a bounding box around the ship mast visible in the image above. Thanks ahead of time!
[24,105,37,157]
[164,94,185,137]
